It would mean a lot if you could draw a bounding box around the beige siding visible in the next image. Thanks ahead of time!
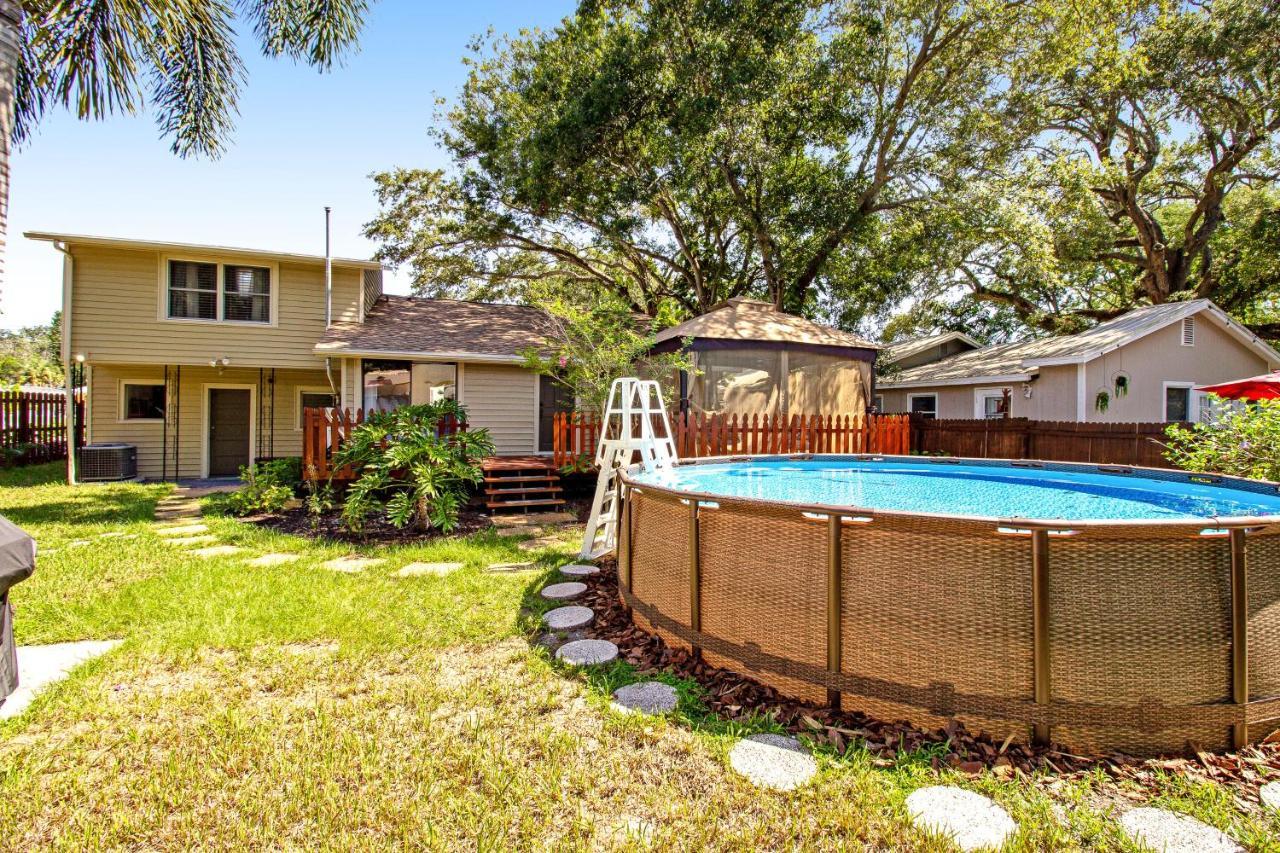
[89,363,331,479]
[70,245,362,369]
[460,363,537,454]
[1082,318,1271,422]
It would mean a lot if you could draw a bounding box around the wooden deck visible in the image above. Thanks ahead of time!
[482,456,565,513]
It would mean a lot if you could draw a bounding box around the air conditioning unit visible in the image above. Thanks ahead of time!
[78,444,138,482]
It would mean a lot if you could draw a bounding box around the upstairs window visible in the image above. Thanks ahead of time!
[223,265,271,323]
[168,261,217,320]
[165,259,273,324]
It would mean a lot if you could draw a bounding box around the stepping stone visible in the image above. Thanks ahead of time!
[156,524,208,536]
[320,556,384,574]
[555,639,618,666]
[395,562,463,578]
[190,545,243,559]
[248,553,301,567]
[1261,781,1280,812]
[1118,808,1242,853]
[96,531,135,539]
[612,681,678,715]
[65,540,90,549]
[906,786,1018,851]
[486,561,537,573]
[543,606,594,631]
[492,511,577,528]
[170,535,218,547]
[0,640,122,720]
[540,582,587,601]
[559,563,599,578]
[728,734,817,791]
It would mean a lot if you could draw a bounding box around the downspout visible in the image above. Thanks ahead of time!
[53,241,76,484]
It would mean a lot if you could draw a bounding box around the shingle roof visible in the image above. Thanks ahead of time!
[882,300,1280,387]
[315,295,559,361]
[652,299,878,350]
[882,331,981,365]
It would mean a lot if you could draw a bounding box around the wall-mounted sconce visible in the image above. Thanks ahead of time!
[1022,382,1033,399]
[209,356,231,373]
[74,353,86,364]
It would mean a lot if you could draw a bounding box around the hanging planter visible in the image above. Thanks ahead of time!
[1113,373,1130,399]
[1095,389,1111,413]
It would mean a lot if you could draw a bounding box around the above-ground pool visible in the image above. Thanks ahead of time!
[617,454,1280,756]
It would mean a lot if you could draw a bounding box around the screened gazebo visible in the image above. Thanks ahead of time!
[649,299,879,416]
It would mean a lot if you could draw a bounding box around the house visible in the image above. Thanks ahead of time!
[649,298,879,415]
[880,330,980,372]
[877,300,1280,422]
[27,232,565,482]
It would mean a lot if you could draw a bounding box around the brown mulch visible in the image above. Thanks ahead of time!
[248,505,494,544]
[567,560,1280,800]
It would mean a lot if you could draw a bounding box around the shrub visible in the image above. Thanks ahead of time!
[226,458,301,516]
[1164,399,1280,482]
[331,400,496,533]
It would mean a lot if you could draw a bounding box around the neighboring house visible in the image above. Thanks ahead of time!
[880,331,981,372]
[878,300,1280,422]
[650,298,879,415]
[27,232,564,481]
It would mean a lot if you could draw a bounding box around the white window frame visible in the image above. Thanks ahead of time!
[907,392,938,419]
[1162,380,1200,422]
[973,387,1010,419]
[873,394,884,412]
[157,254,280,328]
[295,386,338,430]
[118,379,167,423]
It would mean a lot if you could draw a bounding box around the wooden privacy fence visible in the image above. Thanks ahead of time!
[0,390,80,465]
[301,407,467,480]
[553,412,912,467]
[911,416,1180,468]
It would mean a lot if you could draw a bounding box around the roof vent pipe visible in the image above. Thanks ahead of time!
[324,206,332,328]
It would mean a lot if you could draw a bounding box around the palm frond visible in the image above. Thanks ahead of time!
[241,0,368,70]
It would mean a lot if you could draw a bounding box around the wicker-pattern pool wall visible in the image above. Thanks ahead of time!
[618,455,1280,756]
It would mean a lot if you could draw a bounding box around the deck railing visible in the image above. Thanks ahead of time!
[301,407,467,481]
[552,411,912,468]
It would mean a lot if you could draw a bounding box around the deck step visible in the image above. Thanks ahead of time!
[486,485,563,496]
[485,498,567,509]
[483,475,559,484]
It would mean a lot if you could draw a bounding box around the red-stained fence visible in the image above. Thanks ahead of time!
[553,411,912,467]
[301,407,467,480]
[0,390,81,465]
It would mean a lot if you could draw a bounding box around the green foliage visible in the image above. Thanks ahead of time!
[1165,400,1280,482]
[13,1,371,157]
[304,482,336,531]
[519,288,694,415]
[331,400,495,533]
[227,459,301,517]
[366,0,1052,321]
[0,312,63,387]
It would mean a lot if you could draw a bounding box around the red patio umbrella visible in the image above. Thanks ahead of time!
[1196,371,1280,400]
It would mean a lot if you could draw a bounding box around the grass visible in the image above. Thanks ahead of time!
[0,462,1275,849]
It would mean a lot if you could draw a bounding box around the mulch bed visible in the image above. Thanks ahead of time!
[571,560,1280,801]
[249,505,494,544]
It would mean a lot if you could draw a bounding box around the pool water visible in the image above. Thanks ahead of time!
[629,458,1280,521]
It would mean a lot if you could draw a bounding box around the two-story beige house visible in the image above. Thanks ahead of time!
[28,232,563,482]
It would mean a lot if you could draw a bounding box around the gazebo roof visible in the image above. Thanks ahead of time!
[652,299,878,351]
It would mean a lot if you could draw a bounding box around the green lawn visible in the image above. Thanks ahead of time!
[0,463,1275,849]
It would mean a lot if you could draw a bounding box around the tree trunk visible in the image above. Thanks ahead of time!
[0,0,20,304]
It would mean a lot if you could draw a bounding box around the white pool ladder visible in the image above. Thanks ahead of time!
[580,378,677,559]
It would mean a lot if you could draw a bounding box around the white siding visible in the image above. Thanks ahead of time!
[461,363,537,454]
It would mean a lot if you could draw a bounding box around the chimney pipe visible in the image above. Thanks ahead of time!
[324,206,332,328]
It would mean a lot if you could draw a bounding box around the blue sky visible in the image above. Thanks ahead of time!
[5,0,576,330]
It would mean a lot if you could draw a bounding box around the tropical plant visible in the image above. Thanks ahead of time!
[331,400,494,533]
[1165,399,1280,482]
[1,0,372,299]
[227,458,301,516]
[0,311,62,386]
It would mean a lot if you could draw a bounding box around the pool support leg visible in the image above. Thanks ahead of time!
[689,499,701,661]
[1032,529,1052,747]
[1231,527,1248,750]
[827,514,842,710]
